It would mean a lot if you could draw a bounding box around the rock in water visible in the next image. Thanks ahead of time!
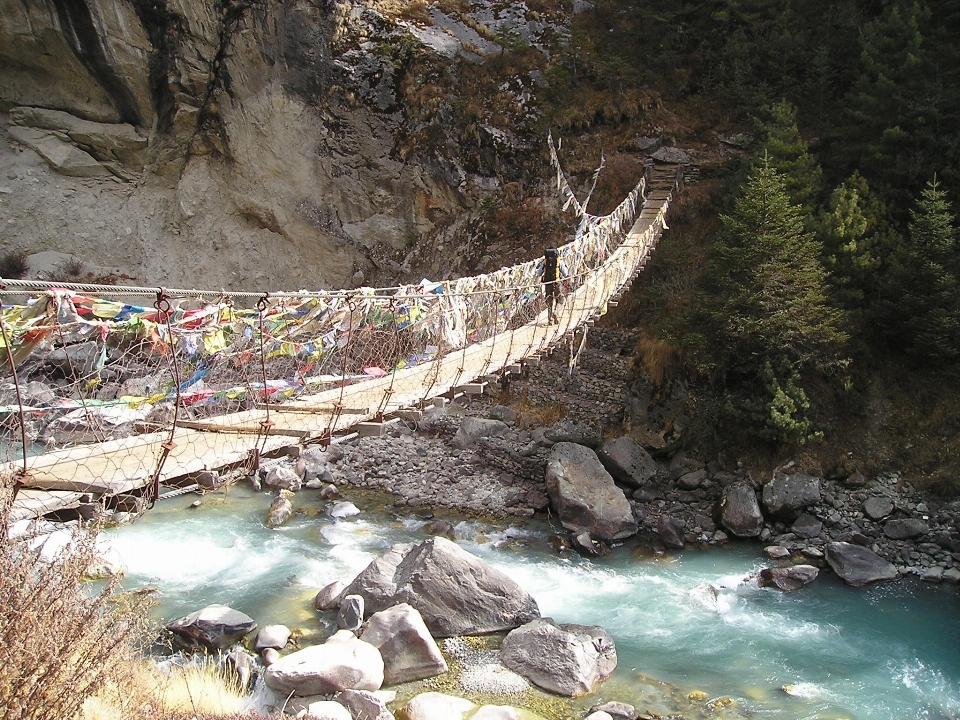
[360,603,448,684]
[717,483,764,538]
[596,436,658,487]
[334,689,395,720]
[824,542,898,587]
[340,537,539,637]
[255,624,291,650]
[316,580,347,611]
[165,604,257,650]
[401,692,476,720]
[761,471,820,520]
[338,594,365,633]
[658,514,686,549]
[265,490,294,528]
[265,465,302,491]
[500,618,617,696]
[263,629,384,696]
[545,442,637,542]
[758,565,819,591]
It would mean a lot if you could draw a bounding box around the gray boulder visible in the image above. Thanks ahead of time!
[335,689,395,720]
[265,491,294,528]
[305,700,353,720]
[545,442,637,542]
[590,701,636,719]
[883,518,929,540]
[596,436,657,487]
[454,416,509,447]
[340,537,539,637]
[316,580,347,611]
[544,419,602,448]
[265,465,302,491]
[657,515,685,549]
[761,471,820,520]
[676,469,706,490]
[791,513,823,539]
[255,624,291,651]
[360,603,448,684]
[263,629,384,696]
[717,484,764,538]
[165,604,256,650]
[863,496,894,520]
[338,594,365,633]
[758,565,819,591]
[487,405,517,423]
[500,618,617,697]
[825,542,899,587]
[401,692,476,720]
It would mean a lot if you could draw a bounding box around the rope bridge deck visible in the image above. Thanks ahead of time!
[1,155,679,520]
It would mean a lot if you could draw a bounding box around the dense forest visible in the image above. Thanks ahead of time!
[538,0,960,484]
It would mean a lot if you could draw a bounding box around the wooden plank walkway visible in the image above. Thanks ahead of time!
[2,172,676,516]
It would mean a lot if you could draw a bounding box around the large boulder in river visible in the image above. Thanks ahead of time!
[360,603,448,684]
[500,618,617,697]
[340,537,540,637]
[761,471,820,521]
[265,490,294,528]
[263,629,384,696]
[596,436,657,487]
[825,542,899,587]
[758,565,819,591]
[717,484,764,538]
[165,604,256,650]
[545,442,637,542]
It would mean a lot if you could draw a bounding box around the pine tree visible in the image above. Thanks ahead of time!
[704,157,846,443]
[756,101,823,212]
[879,177,960,362]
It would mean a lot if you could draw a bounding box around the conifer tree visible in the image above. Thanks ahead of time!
[756,101,823,213]
[878,177,960,362]
[704,157,846,443]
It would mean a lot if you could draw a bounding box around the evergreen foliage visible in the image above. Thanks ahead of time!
[697,158,846,444]
[755,101,823,213]
[876,178,960,363]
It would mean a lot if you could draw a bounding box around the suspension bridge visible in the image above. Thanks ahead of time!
[1,145,680,523]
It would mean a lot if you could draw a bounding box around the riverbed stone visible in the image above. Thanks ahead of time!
[338,594,365,633]
[305,700,353,720]
[825,542,899,587]
[717,484,763,538]
[590,701,635,719]
[265,490,294,528]
[500,618,617,697]
[454,416,509,447]
[544,418,602,448]
[255,624,291,651]
[596,436,657,487]
[863,496,894,520]
[360,603,448,684]
[883,518,929,540]
[340,537,540,637]
[765,545,791,559]
[263,629,384,696]
[658,514,685,549]
[791,513,823,539]
[316,580,347,611]
[165,604,257,650]
[758,565,819,591]
[401,692,476,720]
[265,465,302,491]
[545,442,637,542]
[334,689,395,720]
[330,501,361,518]
[762,471,820,520]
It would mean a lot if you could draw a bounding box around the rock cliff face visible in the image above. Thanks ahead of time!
[0,0,560,289]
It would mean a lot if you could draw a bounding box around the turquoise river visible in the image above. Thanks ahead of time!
[101,485,960,720]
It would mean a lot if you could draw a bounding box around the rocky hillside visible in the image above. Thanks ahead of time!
[0,0,587,289]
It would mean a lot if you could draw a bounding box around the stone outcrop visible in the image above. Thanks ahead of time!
[596,436,657,487]
[165,604,256,650]
[360,603,448,684]
[500,618,617,697]
[263,629,384,696]
[717,484,763,538]
[761,471,820,520]
[758,565,819,591]
[340,537,540,637]
[825,542,899,587]
[545,442,637,542]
